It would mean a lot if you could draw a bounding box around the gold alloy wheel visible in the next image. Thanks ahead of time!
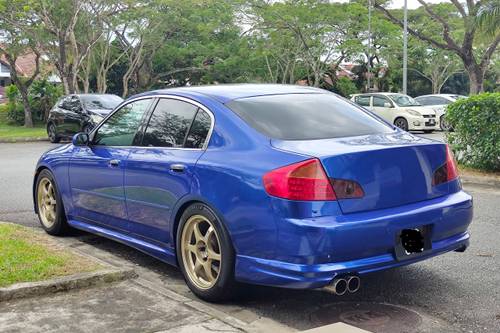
[181,214,222,290]
[37,178,57,228]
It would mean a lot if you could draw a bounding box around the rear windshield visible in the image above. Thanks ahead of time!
[81,95,123,110]
[226,93,393,140]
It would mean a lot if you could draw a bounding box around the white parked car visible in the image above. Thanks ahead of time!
[415,94,467,131]
[351,93,439,133]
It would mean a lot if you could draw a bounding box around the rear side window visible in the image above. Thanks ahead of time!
[185,109,211,149]
[142,98,198,147]
[226,93,392,140]
[354,95,370,107]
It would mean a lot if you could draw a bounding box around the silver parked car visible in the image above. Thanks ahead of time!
[415,94,467,131]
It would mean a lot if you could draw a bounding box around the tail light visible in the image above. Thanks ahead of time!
[263,159,336,201]
[432,145,459,186]
[263,159,365,201]
[331,179,365,199]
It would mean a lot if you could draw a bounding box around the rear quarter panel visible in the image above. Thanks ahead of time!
[187,101,311,259]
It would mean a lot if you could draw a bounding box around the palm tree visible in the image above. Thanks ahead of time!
[477,0,500,35]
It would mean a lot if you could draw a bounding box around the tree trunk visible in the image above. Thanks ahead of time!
[313,71,321,87]
[122,76,129,98]
[82,77,90,93]
[61,75,70,95]
[97,70,108,93]
[466,64,484,94]
[432,80,439,94]
[19,88,33,128]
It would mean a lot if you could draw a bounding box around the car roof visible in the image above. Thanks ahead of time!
[129,84,325,104]
[77,94,122,98]
[416,94,461,98]
[353,92,403,96]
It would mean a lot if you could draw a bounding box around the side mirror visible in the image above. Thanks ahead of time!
[72,132,89,146]
[384,102,392,108]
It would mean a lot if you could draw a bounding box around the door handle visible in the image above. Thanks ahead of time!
[170,164,186,172]
[108,159,120,167]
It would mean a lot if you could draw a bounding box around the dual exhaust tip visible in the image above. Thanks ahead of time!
[326,275,361,295]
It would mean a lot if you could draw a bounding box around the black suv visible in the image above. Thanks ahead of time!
[47,94,123,143]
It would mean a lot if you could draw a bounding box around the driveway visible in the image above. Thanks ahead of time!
[0,137,499,333]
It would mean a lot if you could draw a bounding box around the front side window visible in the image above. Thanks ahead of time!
[227,93,393,140]
[415,97,430,105]
[142,99,198,147]
[431,97,452,105]
[93,99,152,146]
[354,95,370,107]
[373,95,391,107]
[388,94,421,107]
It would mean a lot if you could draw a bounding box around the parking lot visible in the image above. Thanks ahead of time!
[1,135,499,333]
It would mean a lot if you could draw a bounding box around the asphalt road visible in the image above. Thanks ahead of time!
[1,135,499,333]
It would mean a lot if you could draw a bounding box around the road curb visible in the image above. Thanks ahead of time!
[0,267,137,302]
[0,137,48,143]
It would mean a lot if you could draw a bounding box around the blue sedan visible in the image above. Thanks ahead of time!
[33,84,473,301]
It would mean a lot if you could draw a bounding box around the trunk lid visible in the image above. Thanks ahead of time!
[271,131,450,214]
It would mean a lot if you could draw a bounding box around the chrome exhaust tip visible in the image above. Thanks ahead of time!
[327,278,348,296]
[347,275,361,293]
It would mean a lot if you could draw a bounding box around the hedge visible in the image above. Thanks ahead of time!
[446,92,500,172]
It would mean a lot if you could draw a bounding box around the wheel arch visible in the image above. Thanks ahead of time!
[393,116,409,129]
[170,197,235,264]
[46,120,56,131]
[33,165,51,214]
[393,115,407,123]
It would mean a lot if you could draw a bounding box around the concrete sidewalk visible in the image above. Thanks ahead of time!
[0,231,377,333]
[0,279,242,333]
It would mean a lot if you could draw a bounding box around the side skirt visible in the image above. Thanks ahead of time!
[68,219,178,267]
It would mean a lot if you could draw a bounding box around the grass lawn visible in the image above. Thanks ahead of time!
[0,223,100,288]
[0,108,47,140]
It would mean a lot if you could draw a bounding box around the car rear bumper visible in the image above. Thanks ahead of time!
[234,190,472,289]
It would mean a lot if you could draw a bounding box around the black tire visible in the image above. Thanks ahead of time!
[394,117,409,131]
[35,169,70,236]
[176,203,238,302]
[423,130,434,134]
[440,115,453,131]
[47,123,60,143]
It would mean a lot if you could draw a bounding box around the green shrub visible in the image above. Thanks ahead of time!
[332,77,359,97]
[3,80,62,125]
[4,85,24,125]
[29,80,63,121]
[446,93,500,171]
[5,84,19,102]
[6,103,25,125]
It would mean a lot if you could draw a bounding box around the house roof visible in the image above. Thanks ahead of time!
[0,51,37,77]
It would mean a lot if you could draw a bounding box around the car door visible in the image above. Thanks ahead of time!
[371,95,394,123]
[124,97,213,246]
[354,95,371,110]
[68,98,154,231]
[62,95,85,135]
[49,97,67,130]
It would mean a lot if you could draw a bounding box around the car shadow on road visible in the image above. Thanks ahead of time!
[74,231,460,302]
